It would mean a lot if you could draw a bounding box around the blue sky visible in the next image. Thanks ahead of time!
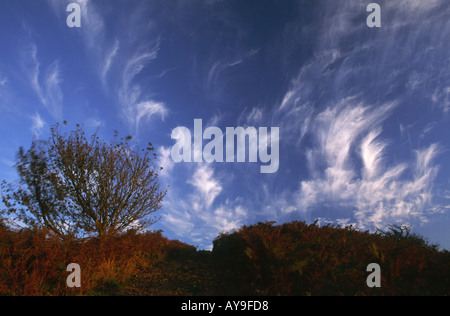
[0,0,449,250]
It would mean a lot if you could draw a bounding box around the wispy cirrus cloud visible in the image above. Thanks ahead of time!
[157,146,175,177]
[395,0,443,11]
[31,112,45,137]
[188,165,223,210]
[117,47,168,131]
[101,39,120,87]
[160,163,247,249]
[296,97,441,229]
[0,74,6,87]
[47,0,104,49]
[23,43,63,120]
[47,0,168,132]
[0,73,11,111]
[270,0,448,230]
[206,49,259,90]
[31,0,448,248]
[238,106,265,126]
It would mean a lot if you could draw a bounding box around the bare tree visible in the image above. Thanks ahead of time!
[1,123,167,237]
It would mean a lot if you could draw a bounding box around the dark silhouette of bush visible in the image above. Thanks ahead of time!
[212,229,254,295]
[376,225,440,251]
[211,221,450,296]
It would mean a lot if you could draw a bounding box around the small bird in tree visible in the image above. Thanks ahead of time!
[1,122,167,238]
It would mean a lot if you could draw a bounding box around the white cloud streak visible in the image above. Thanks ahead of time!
[0,75,7,87]
[295,98,441,230]
[188,165,223,210]
[47,0,168,131]
[117,47,168,130]
[160,163,247,249]
[206,49,259,89]
[25,43,63,120]
[271,0,448,230]
[31,112,45,137]
[0,73,11,111]
[157,146,175,177]
[101,39,120,86]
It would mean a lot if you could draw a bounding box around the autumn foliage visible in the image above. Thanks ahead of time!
[0,221,449,296]
[0,226,194,296]
[212,221,450,296]
[1,123,166,238]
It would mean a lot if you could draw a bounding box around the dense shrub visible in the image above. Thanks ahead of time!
[212,221,450,296]
[0,226,194,296]
[1,221,449,296]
